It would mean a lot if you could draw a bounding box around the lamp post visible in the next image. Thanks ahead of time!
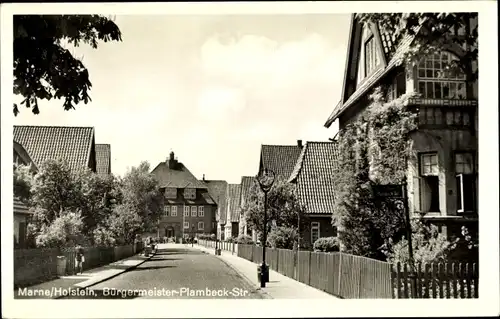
[257,168,275,288]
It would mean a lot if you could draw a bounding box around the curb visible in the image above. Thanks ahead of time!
[193,245,272,299]
[54,252,155,299]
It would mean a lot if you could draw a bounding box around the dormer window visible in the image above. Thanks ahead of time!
[184,188,196,200]
[417,52,467,99]
[164,187,177,199]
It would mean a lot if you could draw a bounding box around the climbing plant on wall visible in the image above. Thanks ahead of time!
[332,88,419,260]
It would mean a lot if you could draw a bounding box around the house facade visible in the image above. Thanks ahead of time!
[202,177,228,240]
[238,176,256,237]
[151,152,217,240]
[323,14,478,239]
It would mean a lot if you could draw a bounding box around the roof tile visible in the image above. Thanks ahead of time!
[151,159,208,190]
[95,144,111,175]
[13,125,94,172]
[289,142,339,215]
[261,145,303,180]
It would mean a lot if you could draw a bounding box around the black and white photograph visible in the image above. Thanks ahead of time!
[1,1,498,318]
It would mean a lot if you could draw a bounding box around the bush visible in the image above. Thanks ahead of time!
[236,234,254,244]
[226,237,234,243]
[313,237,340,252]
[92,225,116,247]
[267,226,297,249]
[35,210,85,248]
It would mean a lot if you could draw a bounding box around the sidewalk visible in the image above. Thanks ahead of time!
[15,251,155,299]
[192,244,339,299]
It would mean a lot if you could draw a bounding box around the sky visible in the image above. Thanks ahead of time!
[13,14,349,183]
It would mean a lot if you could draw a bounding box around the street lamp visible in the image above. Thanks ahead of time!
[257,168,275,288]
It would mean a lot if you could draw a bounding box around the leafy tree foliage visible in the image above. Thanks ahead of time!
[13,15,122,115]
[242,176,308,245]
[358,13,478,81]
[105,204,143,245]
[13,163,35,202]
[35,210,85,248]
[119,161,164,233]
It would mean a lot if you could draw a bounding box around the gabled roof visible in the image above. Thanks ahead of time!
[239,176,255,208]
[260,144,303,180]
[13,125,95,172]
[151,159,208,190]
[13,140,38,171]
[95,144,111,175]
[288,141,339,214]
[202,180,228,222]
[225,183,241,223]
[324,14,416,127]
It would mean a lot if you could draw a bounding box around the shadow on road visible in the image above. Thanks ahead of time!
[130,265,176,271]
[154,248,204,256]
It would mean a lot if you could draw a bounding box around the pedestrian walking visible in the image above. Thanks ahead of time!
[75,244,85,274]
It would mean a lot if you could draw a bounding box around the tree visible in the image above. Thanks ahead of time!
[35,210,85,248]
[105,204,143,245]
[120,162,164,233]
[13,163,35,202]
[13,15,122,115]
[357,13,478,81]
[242,177,308,245]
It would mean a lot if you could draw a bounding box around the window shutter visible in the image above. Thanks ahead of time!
[413,176,422,213]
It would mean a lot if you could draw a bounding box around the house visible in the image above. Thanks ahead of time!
[13,140,38,249]
[201,176,228,240]
[238,176,256,237]
[13,125,98,173]
[323,14,478,239]
[224,183,242,239]
[13,125,100,248]
[288,141,339,249]
[95,144,112,175]
[151,151,217,240]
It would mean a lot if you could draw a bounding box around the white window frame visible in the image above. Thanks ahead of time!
[420,153,439,176]
[165,205,170,216]
[198,206,204,217]
[191,206,197,217]
[311,222,320,244]
[417,51,467,100]
[184,221,189,229]
[198,221,204,231]
[184,206,189,217]
[171,206,177,216]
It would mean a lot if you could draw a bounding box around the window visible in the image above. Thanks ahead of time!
[165,187,177,199]
[165,206,170,216]
[184,206,189,217]
[198,221,204,231]
[184,221,189,229]
[417,153,441,212]
[417,52,467,99]
[191,206,197,217]
[365,36,379,76]
[184,188,196,200]
[198,206,204,217]
[171,206,177,216]
[455,153,476,213]
[311,222,320,244]
[387,72,406,101]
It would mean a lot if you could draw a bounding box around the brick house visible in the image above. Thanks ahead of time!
[224,183,241,239]
[13,125,101,248]
[151,151,217,240]
[323,14,478,239]
[95,144,112,175]
[201,177,228,240]
[288,142,339,249]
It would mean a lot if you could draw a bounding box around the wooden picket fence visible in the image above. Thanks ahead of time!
[392,262,478,299]
[197,240,478,299]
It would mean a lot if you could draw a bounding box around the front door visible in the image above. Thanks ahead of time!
[166,227,174,238]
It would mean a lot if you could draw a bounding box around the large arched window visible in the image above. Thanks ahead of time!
[417,51,467,99]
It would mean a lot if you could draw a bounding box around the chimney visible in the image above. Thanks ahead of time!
[297,140,303,148]
[203,174,205,181]
[169,151,175,161]
[168,151,176,169]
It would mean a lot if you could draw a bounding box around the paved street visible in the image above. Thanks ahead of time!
[62,244,263,299]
